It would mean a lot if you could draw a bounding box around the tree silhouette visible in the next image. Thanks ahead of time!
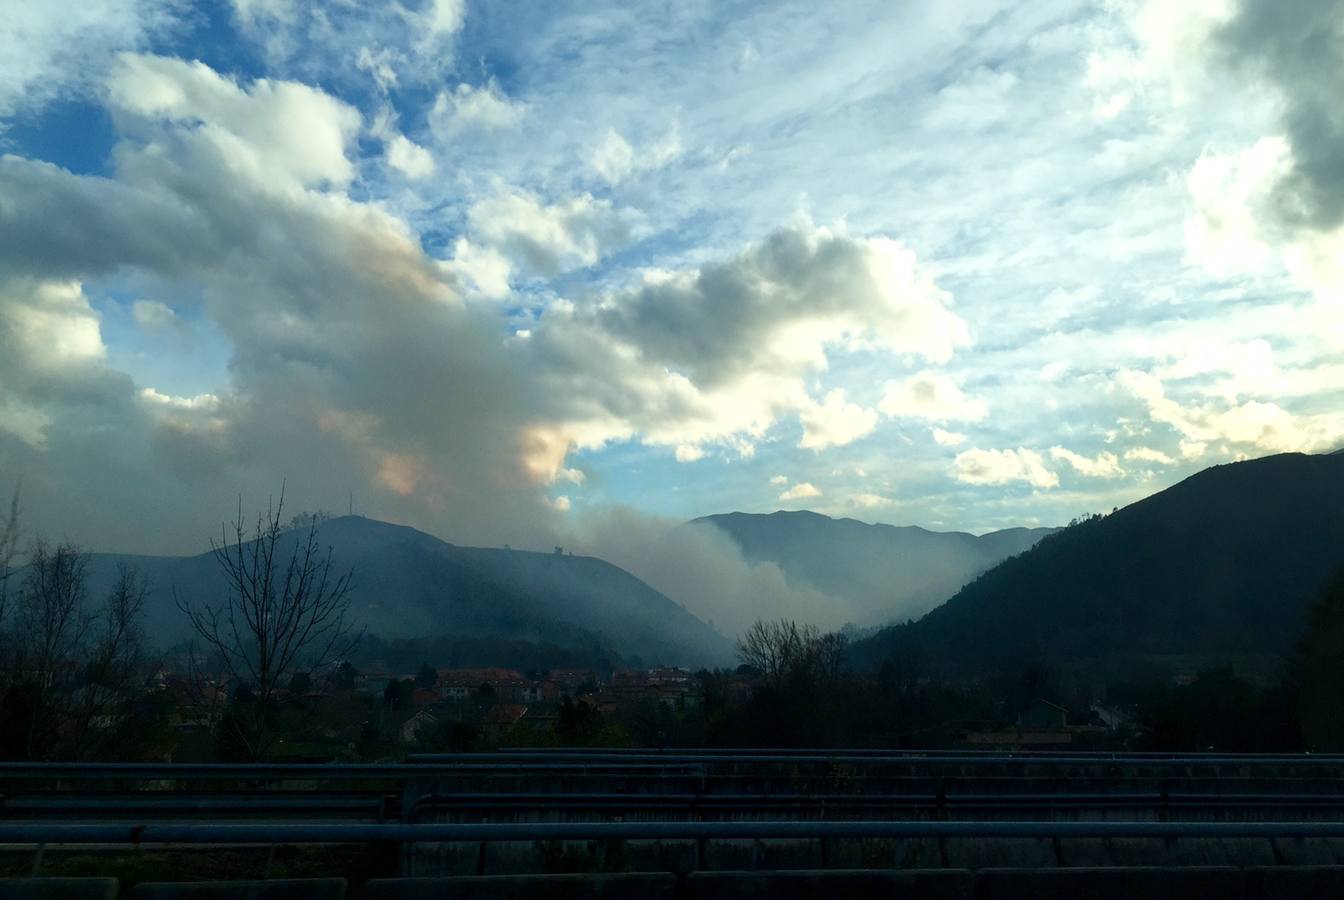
[1294,565,1344,750]
[176,488,359,760]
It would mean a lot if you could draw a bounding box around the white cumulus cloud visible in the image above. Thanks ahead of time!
[674,444,705,463]
[952,448,1058,489]
[465,190,633,279]
[798,389,878,450]
[108,53,362,190]
[880,371,987,422]
[430,79,525,134]
[385,133,435,179]
[1049,446,1125,479]
[931,427,967,446]
[778,482,822,501]
[1124,446,1176,465]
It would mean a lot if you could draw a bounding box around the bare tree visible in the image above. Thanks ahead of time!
[736,619,808,687]
[814,631,848,681]
[72,564,149,758]
[176,489,359,759]
[20,541,91,687]
[0,485,20,695]
[17,540,92,757]
[0,484,20,638]
[736,618,846,688]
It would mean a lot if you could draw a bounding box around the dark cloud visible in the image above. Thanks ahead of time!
[0,157,211,280]
[1215,0,1344,230]
[594,226,966,389]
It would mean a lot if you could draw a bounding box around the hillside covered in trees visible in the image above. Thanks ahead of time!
[851,451,1344,676]
[84,516,733,669]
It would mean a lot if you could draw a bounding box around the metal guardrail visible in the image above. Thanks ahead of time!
[6,820,1344,844]
[407,790,1344,810]
[404,752,1344,768]
[485,747,1344,760]
[0,762,706,781]
[4,753,1342,784]
[1,796,390,813]
[5,790,1342,821]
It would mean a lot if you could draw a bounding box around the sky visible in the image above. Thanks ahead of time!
[1,0,1342,601]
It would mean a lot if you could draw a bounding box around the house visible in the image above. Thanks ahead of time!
[548,669,599,693]
[1091,704,1130,731]
[1018,698,1068,730]
[519,682,559,703]
[164,677,228,731]
[437,668,528,701]
[605,667,700,709]
[401,708,438,744]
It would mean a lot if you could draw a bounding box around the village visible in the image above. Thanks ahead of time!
[124,654,1147,764]
[371,664,716,746]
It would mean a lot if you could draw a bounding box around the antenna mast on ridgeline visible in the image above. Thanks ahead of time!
[349,490,353,517]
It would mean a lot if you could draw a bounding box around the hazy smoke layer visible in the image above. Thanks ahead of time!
[566,509,853,639]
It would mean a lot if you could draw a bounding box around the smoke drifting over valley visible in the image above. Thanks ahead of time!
[566,509,845,636]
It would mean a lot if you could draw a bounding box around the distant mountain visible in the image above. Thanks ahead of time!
[851,451,1344,675]
[690,510,1056,627]
[84,516,733,669]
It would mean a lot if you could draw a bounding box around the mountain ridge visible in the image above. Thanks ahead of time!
[850,451,1344,674]
[82,515,734,669]
[689,509,1056,628]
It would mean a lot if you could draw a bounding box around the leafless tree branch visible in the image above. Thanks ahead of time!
[175,486,359,759]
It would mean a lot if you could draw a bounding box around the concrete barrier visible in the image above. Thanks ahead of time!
[361,873,675,899]
[942,838,1055,869]
[975,866,1242,899]
[406,840,483,876]
[1056,836,1277,867]
[1270,837,1344,865]
[688,869,973,899]
[701,839,822,871]
[128,879,346,900]
[0,878,118,900]
[1245,866,1344,899]
[823,837,942,870]
[620,840,697,875]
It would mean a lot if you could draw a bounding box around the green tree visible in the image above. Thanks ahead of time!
[1294,566,1344,750]
[416,663,438,690]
